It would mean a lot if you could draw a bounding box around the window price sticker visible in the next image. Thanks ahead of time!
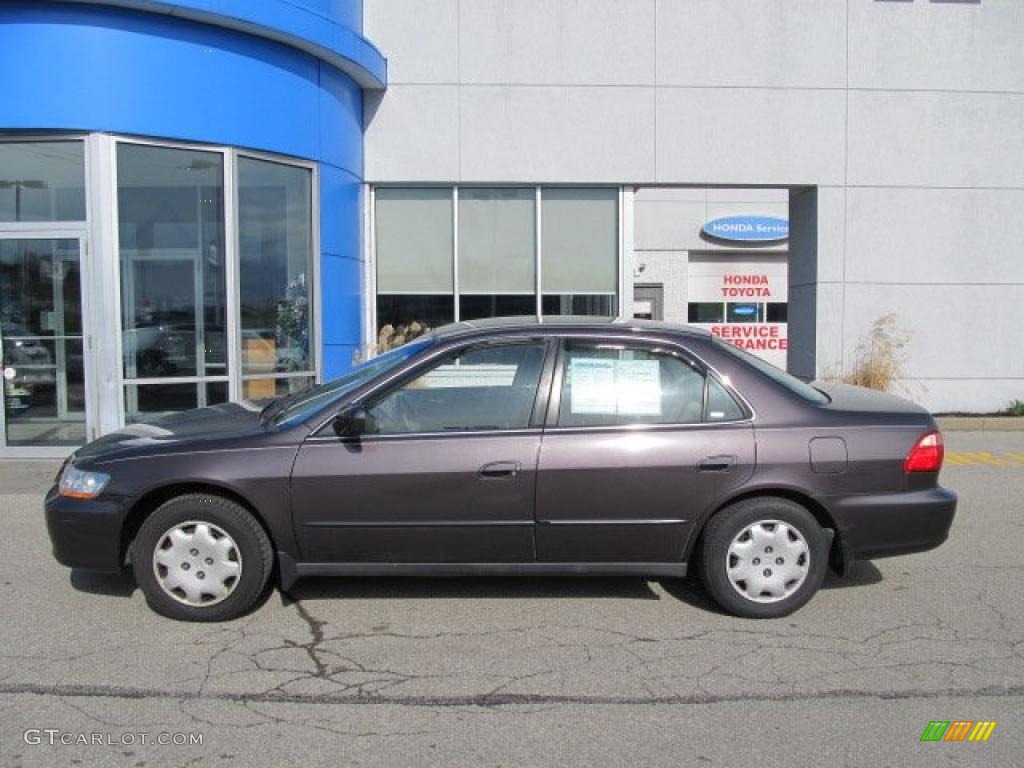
[569,358,662,416]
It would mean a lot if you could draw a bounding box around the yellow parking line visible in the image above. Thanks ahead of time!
[967,452,1015,466]
[945,451,1022,467]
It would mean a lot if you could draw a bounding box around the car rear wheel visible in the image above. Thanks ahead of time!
[699,497,827,618]
[132,494,273,622]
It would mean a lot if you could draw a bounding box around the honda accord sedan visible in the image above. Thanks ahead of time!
[45,318,956,621]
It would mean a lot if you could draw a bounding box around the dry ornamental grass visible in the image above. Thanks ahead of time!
[840,313,910,393]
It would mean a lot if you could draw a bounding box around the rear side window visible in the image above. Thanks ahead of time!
[705,375,746,421]
[556,342,708,427]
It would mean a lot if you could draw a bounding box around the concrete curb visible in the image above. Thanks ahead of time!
[936,417,1024,432]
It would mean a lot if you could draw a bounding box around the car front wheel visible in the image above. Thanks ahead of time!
[132,494,273,622]
[699,497,828,618]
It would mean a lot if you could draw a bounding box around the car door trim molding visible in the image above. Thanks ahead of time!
[303,427,544,443]
[538,518,688,526]
[303,519,533,528]
[276,551,687,591]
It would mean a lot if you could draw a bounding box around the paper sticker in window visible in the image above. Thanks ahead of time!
[615,359,661,415]
[569,357,662,416]
[568,358,617,414]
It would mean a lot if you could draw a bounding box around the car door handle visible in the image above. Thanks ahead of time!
[698,455,737,472]
[479,461,521,479]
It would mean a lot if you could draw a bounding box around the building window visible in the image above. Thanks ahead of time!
[375,188,454,348]
[540,188,618,317]
[0,141,85,222]
[114,140,317,423]
[117,143,228,421]
[372,185,619,348]
[458,187,535,321]
[238,156,314,400]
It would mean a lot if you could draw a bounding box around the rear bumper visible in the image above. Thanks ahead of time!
[829,486,957,561]
[44,486,129,571]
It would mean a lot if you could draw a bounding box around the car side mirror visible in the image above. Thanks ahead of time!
[333,406,368,438]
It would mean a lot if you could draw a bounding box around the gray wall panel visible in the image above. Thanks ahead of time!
[655,0,846,88]
[459,86,655,182]
[363,0,459,84]
[849,0,1024,93]
[845,188,1024,284]
[848,91,1024,188]
[364,86,460,181]
[656,88,846,185]
[460,0,655,86]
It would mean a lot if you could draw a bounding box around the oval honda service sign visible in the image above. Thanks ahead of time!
[702,216,789,243]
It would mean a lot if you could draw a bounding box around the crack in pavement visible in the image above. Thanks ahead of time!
[2,681,1022,708]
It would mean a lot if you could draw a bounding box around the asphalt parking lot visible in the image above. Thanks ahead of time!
[1,431,1022,767]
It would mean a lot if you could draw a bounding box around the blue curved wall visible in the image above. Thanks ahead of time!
[0,0,385,377]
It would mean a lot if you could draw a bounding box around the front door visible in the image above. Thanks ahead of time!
[291,339,552,563]
[536,337,755,562]
[0,235,91,450]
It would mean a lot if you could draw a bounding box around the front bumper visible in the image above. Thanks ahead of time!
[829,486,957,561]
[44,486,129,571]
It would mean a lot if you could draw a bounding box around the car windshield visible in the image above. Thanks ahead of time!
[712,338,830,404]
[270,338,434,426]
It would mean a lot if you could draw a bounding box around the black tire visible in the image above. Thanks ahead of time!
[699,497,827,619]
[132,494,273,622]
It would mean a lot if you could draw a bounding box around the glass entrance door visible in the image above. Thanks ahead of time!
[0,236,87,448]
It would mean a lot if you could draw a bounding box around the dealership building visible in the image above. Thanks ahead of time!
[0,0,1021,454]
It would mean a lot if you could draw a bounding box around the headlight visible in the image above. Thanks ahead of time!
[58,465,111,499]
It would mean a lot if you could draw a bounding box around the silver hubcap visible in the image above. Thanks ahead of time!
[152,521,242,607]
[726,519,810,604]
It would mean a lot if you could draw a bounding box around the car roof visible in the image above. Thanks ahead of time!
[428,315,711,341]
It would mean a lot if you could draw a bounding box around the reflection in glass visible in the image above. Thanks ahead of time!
[0,141,86,222]
[376,295,453,349]
[541,294,615,317]
[688,302,725,323]
[766,302,788,323]
[117,143,226,384]
[459,294,535,321]
[726,302,762,323]
[123,381,228,422]
[238,157,313,376]
[242,376,314,401]
[1,238,86,446]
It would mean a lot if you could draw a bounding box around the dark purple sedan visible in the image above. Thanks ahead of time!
[46,318,955,621]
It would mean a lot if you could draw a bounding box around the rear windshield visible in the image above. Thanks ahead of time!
[712,338,830,404]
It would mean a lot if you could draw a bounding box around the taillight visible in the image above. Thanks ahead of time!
[905,431,944,473]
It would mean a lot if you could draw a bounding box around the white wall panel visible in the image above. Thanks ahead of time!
[459,86,655,182]
[460,0,655,86]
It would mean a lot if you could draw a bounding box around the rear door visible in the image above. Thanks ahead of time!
[291,338,553,563]
[535,336,756,563]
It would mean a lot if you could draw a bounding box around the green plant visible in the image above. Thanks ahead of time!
[1006,399,1024,417]
[841,313,910,393]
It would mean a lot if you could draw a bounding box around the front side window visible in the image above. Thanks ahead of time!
[366,342,547,435]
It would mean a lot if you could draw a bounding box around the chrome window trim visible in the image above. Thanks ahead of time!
[306,330,755,437]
